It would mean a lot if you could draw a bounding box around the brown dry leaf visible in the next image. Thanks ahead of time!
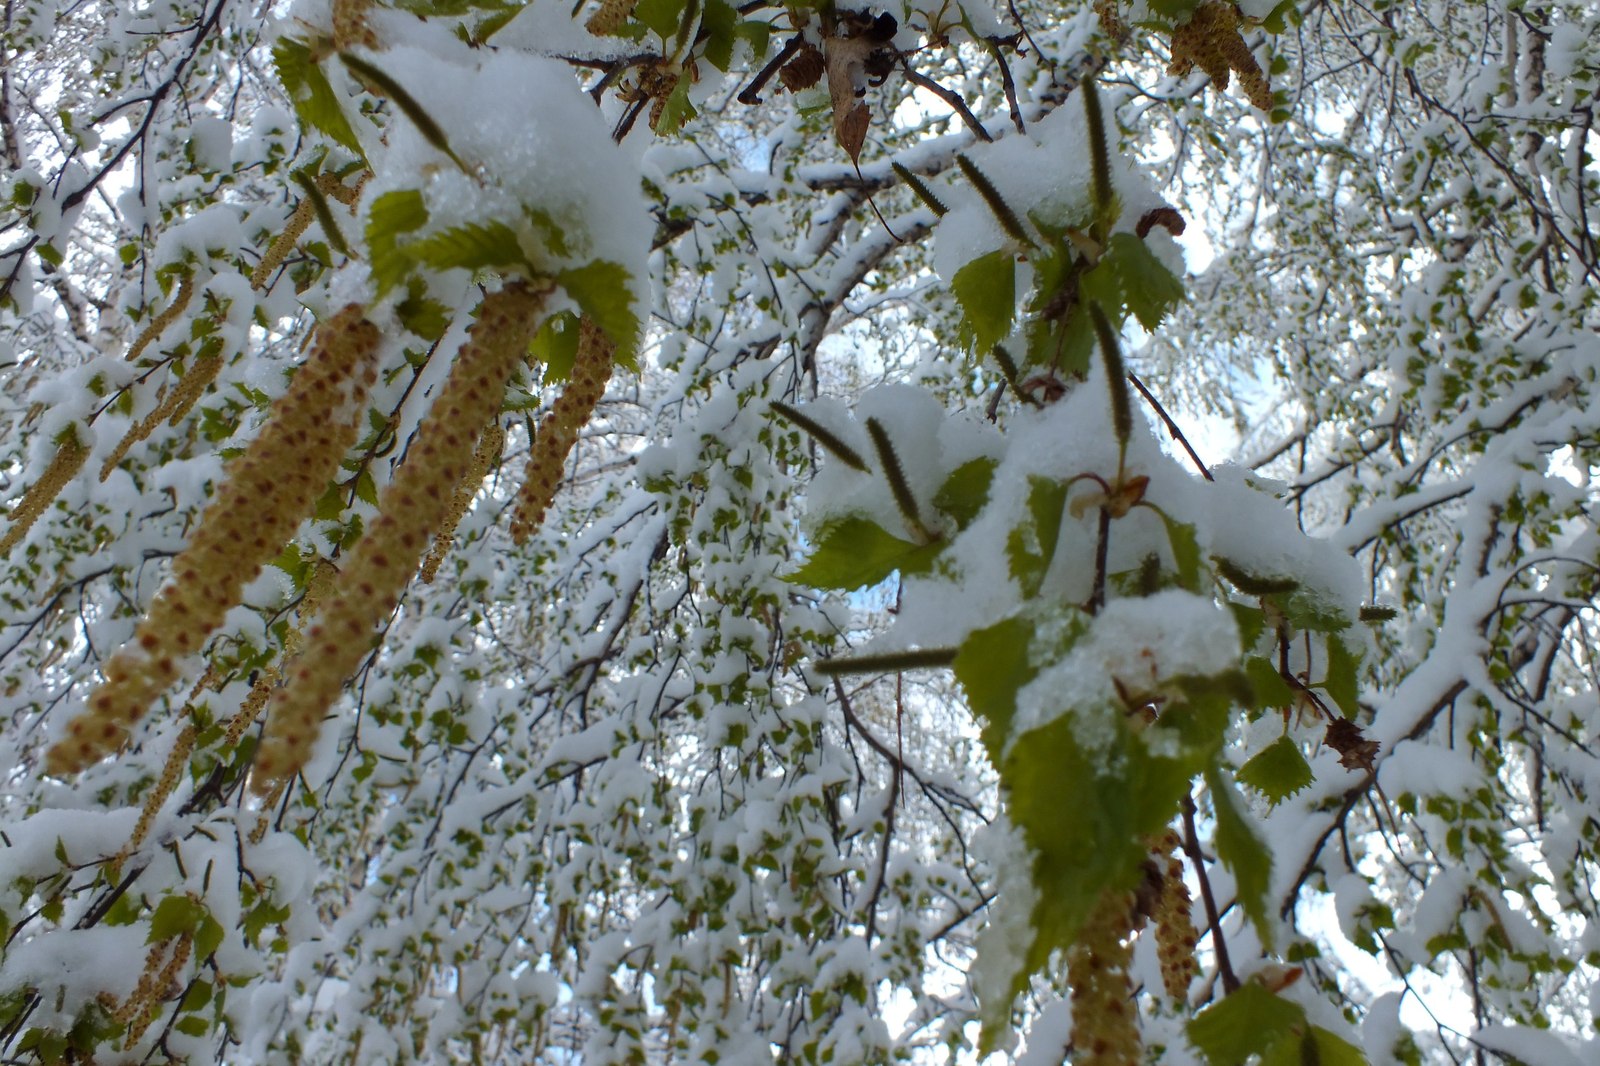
[823,32,875,163]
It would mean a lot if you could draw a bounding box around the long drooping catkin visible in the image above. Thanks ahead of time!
[125,276,194,363]
[509,316,614,543]
[100,354,225,481]
[250,173,366,290]
[0,430,89,556]
[47,308,381,775]
[1067,891,1141,1065]
[252,282,550,791]
[419,419,505,584]
[1151,829,1200,998]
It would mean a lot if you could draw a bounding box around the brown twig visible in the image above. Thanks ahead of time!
[1183,792,1240,994]
[1128,371,1213,481]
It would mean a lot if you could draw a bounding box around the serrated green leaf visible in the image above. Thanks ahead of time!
[700,0,737,70]
[1188,983,1307,1066]
[353,470,379,508]
[313,483,345,522]
[933,458,996,531]
[366,190,429,296]
[557,260,640,358]
[529,310,582,382]
[1160,511,1203,592]
[1005,476,1068,597]
[175,1016,212,1037]
[273,39,363,155]
[733,18,770,60]
[654,75,696,133]
[395,279,451,341]
[1000,710,1192,1018]
[953,616,1036,761]
[1245,656,1295,711]
[785,517,941,590]
[951,249,1015,354]
[149,895,207,943]
[407,220,526,275]
[1206,766,1274,947]
[1104,232,1184,331]
[1237,736,1314,805]
[1323,634,1361,718]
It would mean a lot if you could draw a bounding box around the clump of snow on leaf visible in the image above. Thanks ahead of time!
[359,42,649,308]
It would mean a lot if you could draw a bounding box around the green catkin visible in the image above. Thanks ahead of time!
[865,417,928,539]
[770,401,869,471]
[0,429,88,556]
[510,316,614,543]
[1152,830,1201,998]
[48,307,381,775]
[1081,76,1115,227]
[957,154,1032,247]
[891,162,949,217]
[1089,303,1132,449]
[253,282,551,792]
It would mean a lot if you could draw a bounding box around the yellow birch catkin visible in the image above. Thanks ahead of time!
[1067,891,1142,1065]
[509,315,614,543]
[1152,830,1201,998]
[252,282,550,791]
[100,353,225,481]
[125,276,194,363]
[420,419,505,584]
[0,429,89,556]
[47,307,381,775]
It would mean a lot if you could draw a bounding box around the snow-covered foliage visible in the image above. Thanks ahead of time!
[1,0,1597,1062]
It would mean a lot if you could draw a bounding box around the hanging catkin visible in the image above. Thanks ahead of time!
[0,429,89,556]
[509,315,614,543]
[419,419,505,583]
[1067,890,1142,1065]
[100,353,225,481]
[124,276,193,362]
[47,307,381,775]
[253,282,550,791]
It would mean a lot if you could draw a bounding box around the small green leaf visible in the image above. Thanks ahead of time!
[149,895,207,943]
[556,260,640,358]
[933,458,996,531]
[36,243,64,267]
[654,75,697,132]
[1188,983,1307,1066]
[529,310,582,381]
[634,0,683,40]
[1005,476,1068,597]
[1244,656,1295,711]
[175,1016,212,1038]
[1260,1025,1370,1066]
[353,470,379,508]
[366,190,429,296]
[1322,635,1361,718]
[273,39,363,155]
[700,0,737,70]
[1237,736,1314,805]
[785,517,942,590]
[951,249,1016,354]
[395,279,451,341]
[1104,232,1184,331]
[1206,766,1275,948]
[953,616,1037,761]
[407,220,526,275]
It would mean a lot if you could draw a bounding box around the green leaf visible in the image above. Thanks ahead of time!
[557,260,640,358]
[1206,766,1274,948]
[1188,983,1307,1066]
[1237,736,1314,805]
[1001,710,1193,1010]
[953,616,1036,761]
[785,517,942,590]
[654,75,697,133]
[1323,634,1361,718]
[407,220,526,275]
[149,895,207,943]
[933,458,996,531]
[1005,476,1068,597]
[175,1016,212,1038]
[365,190,429,296]
[529,310,582,382]
[273,39,363,155]
[633,0,682,40]
[1103,232,1185,331]
[1260,1025,1370,1066]
[951,249,1016,354]
[353,470,379,508]
[35,243,63,267]
[700,0,737,70]
[1244,656,1295,711]
[395,279,451,341]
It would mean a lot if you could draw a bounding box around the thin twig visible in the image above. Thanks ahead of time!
[1128,371,1213,481]
[1183,792,1240,994]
